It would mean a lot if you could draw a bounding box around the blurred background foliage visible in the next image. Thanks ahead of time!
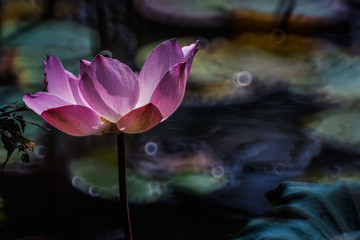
[1,0,360,239]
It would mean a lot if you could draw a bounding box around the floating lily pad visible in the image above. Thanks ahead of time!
[137,34,360,104]
[312,50,360,101]
[135,35,327,104]
[298,167,360,184]
[69,145,227,202]
[2,21,100,91]
[186,34,324,96]
[305,106,360,153]
[135,0,348,30]
[232,0,348,18]
[230,0,348,34]
[134,0,244,27]
[69,147,164,203]
[169,172,228,196]
[235,180,360,240]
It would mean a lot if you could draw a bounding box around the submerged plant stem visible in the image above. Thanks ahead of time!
[117,133,133,240]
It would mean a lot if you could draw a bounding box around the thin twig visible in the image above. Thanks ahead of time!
[12,116,51,131]
[0,105,29,117]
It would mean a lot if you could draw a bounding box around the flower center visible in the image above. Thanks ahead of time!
[100,116,108,123]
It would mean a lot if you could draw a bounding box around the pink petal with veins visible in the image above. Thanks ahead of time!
[136,39,184,107]
[181,40,200,74]
[41,105,104,136]
[66,70,88,106]
[79,59,91,78]
[79,55,139,123]
[44,56,75,103]
[116,103,163,134]
[150,62,187,120]
[23,92,73,115]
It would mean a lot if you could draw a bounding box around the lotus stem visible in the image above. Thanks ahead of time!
[117,133,133,240]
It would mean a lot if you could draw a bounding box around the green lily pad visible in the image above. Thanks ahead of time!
[313,50,360,101]
[135,0,245,27]
[69,147,164,203]
[169,172,228,195]
[137,34,360,104]
[230,0,348,34]
[69,144,229,201]
[232,0,347,18]
[188,34,324,95]
[135,0,348,29]
[2,20,100,91]
[235,180,360,240]
[135,35,326,104]
[305,106,360,153]
[297,168,360,184]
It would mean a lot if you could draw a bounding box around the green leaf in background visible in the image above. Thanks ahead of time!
[135,35,322,104]
[304,106,360,153]
[313,50,360,102]
[69,147,165,203]
[134,0,348,29]
[235,180,360,240]
[169,172,227,196]
[137,34,360,105]
[69,145,228,202]
[2,20,100,91]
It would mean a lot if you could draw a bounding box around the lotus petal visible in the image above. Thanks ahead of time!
[116,103,163,134]
[79,59,90,78]
[80,55,139,122]
[66,70,88,106]
[41,105,104,136]
[136,39,184,107]
[44,56,75,103]
[182,40,200,74]
[150,62,187,120]
[23,92,73,115]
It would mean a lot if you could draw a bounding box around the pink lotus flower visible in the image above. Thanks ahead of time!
[23,39,199,136]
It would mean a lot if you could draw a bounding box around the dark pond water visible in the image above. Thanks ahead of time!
[2,90,357,240]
